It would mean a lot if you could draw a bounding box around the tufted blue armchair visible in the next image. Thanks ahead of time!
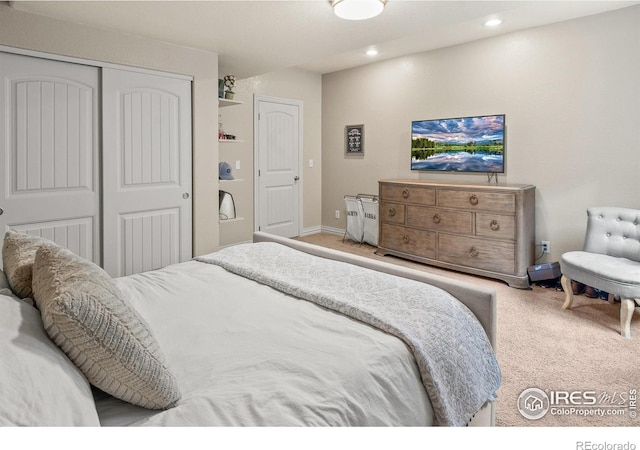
[560,207,640,338]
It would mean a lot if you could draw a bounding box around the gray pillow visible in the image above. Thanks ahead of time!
[31,244,181,410]
[0,268,9,290]
[2,230,55,299]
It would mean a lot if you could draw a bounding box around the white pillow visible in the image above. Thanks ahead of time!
[2,230,55,299]
[31,244,181,410]
[0,291,100,426]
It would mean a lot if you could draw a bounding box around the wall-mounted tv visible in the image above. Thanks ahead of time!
[411,114,505,173]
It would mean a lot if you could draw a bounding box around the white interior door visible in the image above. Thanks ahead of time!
[102,68,192,277]
[255,96,302,238]
[0,52,100,265]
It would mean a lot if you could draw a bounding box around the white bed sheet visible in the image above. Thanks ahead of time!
[96,260,433,426]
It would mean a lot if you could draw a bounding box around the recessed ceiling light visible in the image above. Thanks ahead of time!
[484,18,503,27]
[366,48,379,56]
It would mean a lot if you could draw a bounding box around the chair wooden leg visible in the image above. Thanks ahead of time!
[561,275,574,309]
[607,293,615,304]
[620,298,636,338]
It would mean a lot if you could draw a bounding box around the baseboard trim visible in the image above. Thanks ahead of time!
[301,226,322,236]
[320,226,345,236]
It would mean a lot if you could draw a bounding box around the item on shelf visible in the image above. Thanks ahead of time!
[218,190,236,220]
[223,74,236,99]
[220,133,236,140]
[218,161,234,180]
[218,79,224,98]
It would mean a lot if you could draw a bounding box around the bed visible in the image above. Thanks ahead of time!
[0,230,500,427]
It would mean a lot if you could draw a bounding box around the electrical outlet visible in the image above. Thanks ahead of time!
[335,210,340,219]
[541,240,550,254]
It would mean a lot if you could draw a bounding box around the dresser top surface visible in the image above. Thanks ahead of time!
[379,179,535,191]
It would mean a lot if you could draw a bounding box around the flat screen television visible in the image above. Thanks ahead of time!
[411,114,505,173]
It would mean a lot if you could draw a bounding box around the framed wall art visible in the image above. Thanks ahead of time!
[345,124,364,156]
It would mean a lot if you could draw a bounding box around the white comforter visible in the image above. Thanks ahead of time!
[96,260,433,426]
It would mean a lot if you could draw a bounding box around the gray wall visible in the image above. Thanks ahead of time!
[322,5,640,262]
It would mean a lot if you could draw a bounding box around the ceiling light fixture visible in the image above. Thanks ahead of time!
[366,48,379,56]
[333,0,386,21]
[484,18,503,27]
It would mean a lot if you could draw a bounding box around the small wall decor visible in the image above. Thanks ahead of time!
[223,74,236,100]
[345,124,364,156]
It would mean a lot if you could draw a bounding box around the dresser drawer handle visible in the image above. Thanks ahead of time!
[469,194,479,206]
[490,219,500,231]
[469,246,480,257]
[388,208,396,217]
[402,235,410,243]
[432,214,441,224]
[402,189,410,199]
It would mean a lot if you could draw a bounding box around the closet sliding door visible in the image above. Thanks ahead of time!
[102,68,192,277]
[0,52,100,264]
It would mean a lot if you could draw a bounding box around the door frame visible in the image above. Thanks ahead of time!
[253,95,304,236]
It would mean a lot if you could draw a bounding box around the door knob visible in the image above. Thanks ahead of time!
[294,176,300,182]
[0,207,3,216]
[183,193,190,199]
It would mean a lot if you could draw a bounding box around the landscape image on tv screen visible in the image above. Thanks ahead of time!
[411,114,505,173]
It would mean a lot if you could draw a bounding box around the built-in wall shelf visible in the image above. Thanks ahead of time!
[219,217,244,224]
[218,95,246,245]
[219,98,242,107]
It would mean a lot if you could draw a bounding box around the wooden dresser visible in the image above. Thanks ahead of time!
[377,180,535,288]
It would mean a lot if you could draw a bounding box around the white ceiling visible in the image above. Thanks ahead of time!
[9,0,639,79]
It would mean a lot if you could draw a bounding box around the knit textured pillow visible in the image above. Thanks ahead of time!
[2,230,56,299]
[31,244,181,410]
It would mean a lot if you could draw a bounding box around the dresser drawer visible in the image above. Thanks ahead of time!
[407,206,472,234]
[380,184,436,205]
[438,234,515,274]
[380,202,405,224]
[476,213,516,241]
[380,223,436,258]
[438,189,515,213]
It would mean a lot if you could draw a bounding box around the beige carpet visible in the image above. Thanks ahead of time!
[296,233,640,427]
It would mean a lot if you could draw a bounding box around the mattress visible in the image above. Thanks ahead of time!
[96,260,433,426]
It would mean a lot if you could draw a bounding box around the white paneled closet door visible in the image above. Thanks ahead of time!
[102,68,192,277]
[0,52,100,264]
